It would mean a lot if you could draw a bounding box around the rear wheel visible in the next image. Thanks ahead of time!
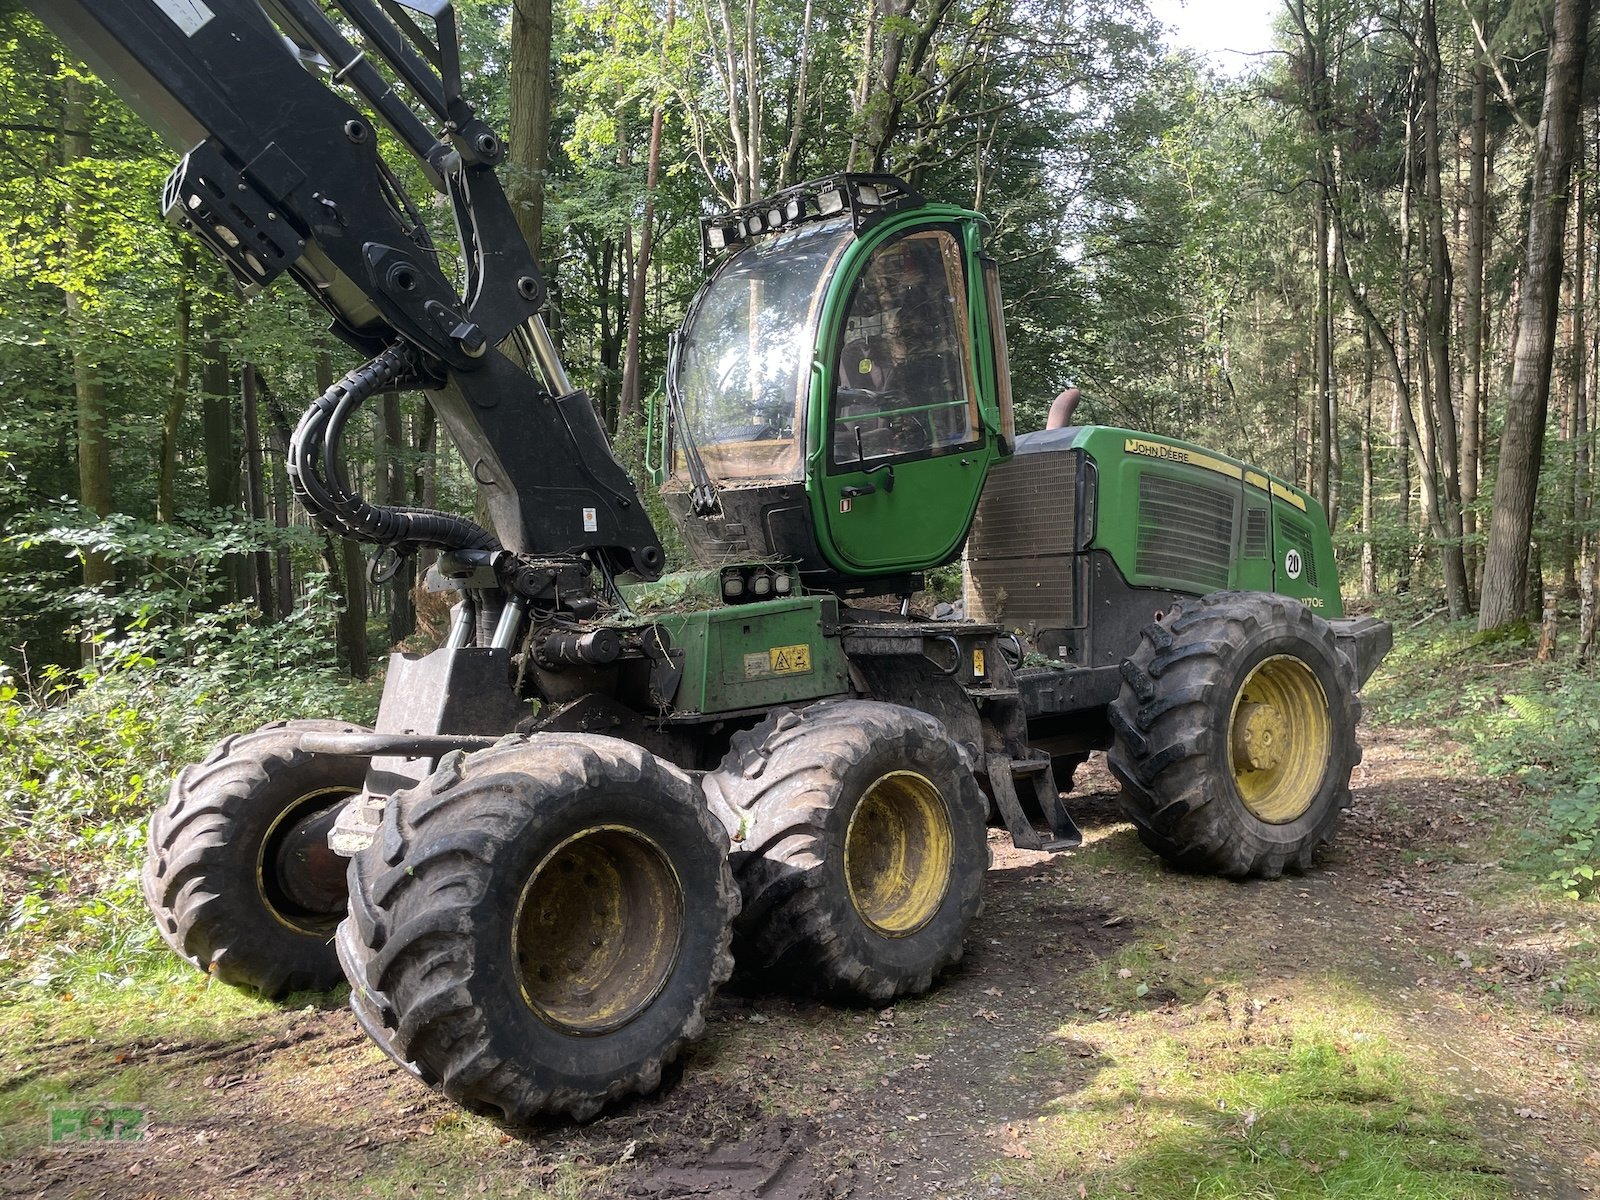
[340,735,736,1122]
[1108,592,1360,879]
[143,719,369,997]
[703,700,987,1003]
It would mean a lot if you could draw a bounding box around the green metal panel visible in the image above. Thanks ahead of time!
[805,209,1008,575]
[1058,426,1344,615]
[649,596,849,714]
[1268,495,1344,617]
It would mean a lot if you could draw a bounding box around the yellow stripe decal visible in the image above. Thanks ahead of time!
[1123,438,1243,481]
[1244,470,1269,493]
[1270,481,1308,512]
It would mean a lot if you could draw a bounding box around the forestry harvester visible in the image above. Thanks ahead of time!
[31,0,1391,1121]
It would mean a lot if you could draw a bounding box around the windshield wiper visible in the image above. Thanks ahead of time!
[665,331,720,517]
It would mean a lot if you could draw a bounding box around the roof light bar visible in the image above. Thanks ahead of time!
[698,173,925,269]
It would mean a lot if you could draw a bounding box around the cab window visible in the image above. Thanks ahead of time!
[831,229,978,468]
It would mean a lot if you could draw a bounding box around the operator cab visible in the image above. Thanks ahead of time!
[654,175,1015,592]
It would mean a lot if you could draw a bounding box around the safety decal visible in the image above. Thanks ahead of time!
[744,644,813,679]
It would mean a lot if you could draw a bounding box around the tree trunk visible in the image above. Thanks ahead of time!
[1394,390,1412,593]
[198,289,245,602]
[60,78,114,619]
[508,0,553,260]
[157,241,195,525]
[1312,185,1334,515]
[1361,331,1378,595]
[1462,36,1489,594]
[240,363,275,619]
[1418,0,1470,615]
[1479,0,1592,630]
[261,380,295,619]
[1537,589,1559,661]
[618,0,677,433]
[1569,149,1588,587]
[1580,551,1598,662]
[382,395,412,643]
[316,352,369,677]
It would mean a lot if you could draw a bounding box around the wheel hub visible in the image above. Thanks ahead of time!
[258,786,358,935]
[1227,655,1332,824]
[273,804,348,914]
[512,826,684,1036]
[843,771,953,937]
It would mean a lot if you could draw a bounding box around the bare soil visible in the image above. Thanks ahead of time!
[2,723,1596,1199]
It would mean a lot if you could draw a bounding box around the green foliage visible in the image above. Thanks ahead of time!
[0,592,378,993]
[1365,613,1600,901]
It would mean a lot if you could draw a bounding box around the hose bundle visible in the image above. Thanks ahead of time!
[288,345,501,560]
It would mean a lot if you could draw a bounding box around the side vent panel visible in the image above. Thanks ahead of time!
[1244,504,1270,558]
[1134,472,1236,592]
[1277,515,1319,588]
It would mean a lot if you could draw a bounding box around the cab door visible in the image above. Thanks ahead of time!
[816,226,991,573]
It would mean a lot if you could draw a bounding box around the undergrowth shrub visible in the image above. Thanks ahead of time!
[0,584,377,991]
[1366,615,1600,901]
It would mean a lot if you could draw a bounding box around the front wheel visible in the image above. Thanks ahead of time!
[1107,592,1361,879]
[143,719,370,997]
[703,700,988,1004]
[340,735,737,1122]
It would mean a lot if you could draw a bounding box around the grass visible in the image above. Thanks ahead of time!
[996,986,1507,1199]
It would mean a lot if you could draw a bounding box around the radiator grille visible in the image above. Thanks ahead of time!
[1277,516,1319,587]
[968,451,1080,558]
[1135,473,1236,591]
[965,448,1081,629]
[964,555,1076,627]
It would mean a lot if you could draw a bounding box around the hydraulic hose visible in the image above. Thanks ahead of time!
[288,345,501,558]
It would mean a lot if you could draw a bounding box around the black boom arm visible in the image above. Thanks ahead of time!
[30,0,665,586]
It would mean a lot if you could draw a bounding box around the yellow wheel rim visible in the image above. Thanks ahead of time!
[1228,655,1331,824]
[843,771,954,937]
[511,826,684,1035]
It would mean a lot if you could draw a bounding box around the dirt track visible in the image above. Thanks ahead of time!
[2,726,1597,1199]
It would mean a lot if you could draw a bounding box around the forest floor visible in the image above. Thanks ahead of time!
[0,721,1597,1198]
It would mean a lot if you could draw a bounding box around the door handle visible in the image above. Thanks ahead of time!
[840,483,876,498]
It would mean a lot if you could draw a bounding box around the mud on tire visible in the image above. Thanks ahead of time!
[143,719,370,997]
[340,734,737,1122]
[702,700,988,1004]
[1107,591,1361,879]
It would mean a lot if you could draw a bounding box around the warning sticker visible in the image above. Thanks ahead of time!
[582,507,598,533]
[972,647,986,677]
[744,644,813,679]
[153,0,215,36]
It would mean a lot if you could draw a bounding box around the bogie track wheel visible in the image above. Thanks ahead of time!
[703,700,987,1004]
[1107,591,1361,879]
[339,735,737,1122]
[143,719,371,997]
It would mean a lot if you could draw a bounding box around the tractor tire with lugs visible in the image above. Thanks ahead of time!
[1107,591,1360,879]
[339,734,737,1122]
[703,700,987,1004]
[143,719,370,997]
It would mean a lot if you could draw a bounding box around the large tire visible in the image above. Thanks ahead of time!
[1108,591,1361,879]
[702,700,988,1004]
[340,734,737,1122]
[143,719,370,997]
